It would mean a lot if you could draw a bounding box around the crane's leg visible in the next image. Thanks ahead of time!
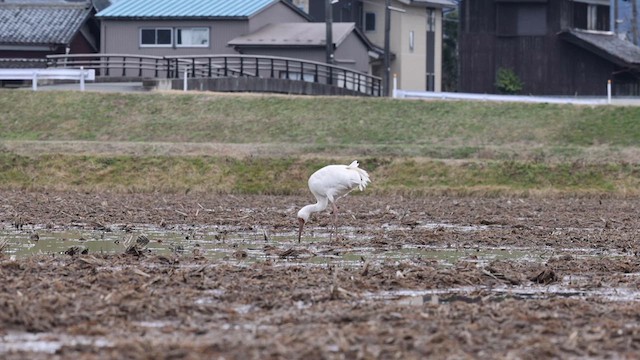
[331,202,339,241]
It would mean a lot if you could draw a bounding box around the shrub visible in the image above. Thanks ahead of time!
[495,68,524,94]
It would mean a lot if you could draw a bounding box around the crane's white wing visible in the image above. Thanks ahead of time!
[308,162,371,202]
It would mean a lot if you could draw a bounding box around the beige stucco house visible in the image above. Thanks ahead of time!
[309,0,455,92]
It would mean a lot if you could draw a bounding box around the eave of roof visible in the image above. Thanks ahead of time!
[229,22,391,60]
[558,29,640,68]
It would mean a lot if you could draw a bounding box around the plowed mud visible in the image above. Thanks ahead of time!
[2,190,640,359]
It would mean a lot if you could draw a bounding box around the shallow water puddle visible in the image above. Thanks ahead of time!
[381,222,491,232]
[0,222,279,260]
[0,331,111,355]
[0,224,535,266]
[368,284,640,305]
[0,221,623,265]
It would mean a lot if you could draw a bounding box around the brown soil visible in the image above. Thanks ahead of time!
[2,190,640,359]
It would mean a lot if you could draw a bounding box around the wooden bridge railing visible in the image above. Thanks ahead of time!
[46,54,382,96]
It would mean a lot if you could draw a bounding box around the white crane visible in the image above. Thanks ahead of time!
[297,160,371,242]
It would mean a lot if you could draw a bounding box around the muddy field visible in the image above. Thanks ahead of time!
[2,189,640,359]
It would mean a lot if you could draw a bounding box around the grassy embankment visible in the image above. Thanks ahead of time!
[1,90,639,196]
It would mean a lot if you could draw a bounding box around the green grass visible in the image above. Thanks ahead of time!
[1,90,640,196]
[0,153,638,196]
[2,91,640,147]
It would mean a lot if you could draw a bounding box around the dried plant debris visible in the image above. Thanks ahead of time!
[135,235,150,247]
[0,237,8,255]
[278,247,315,259]
[122,234,151,256]
[530,268,559,284]
[1,191,640,359]
[64,245,88,256]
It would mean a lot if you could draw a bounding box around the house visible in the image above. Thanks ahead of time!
[307,0,456,92]
[613,0,639,45]
[228,22,375,75]
[95,0,382,76]
[459,0,640,96]
[0,0,101,68]
[96,0,312,57]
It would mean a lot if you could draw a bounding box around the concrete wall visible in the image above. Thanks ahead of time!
[149,77,379,96]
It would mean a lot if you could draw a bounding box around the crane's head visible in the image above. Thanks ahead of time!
[297,208,310,243]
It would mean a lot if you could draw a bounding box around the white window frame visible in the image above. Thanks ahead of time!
[175,27,210,48]
[140,27,173,48]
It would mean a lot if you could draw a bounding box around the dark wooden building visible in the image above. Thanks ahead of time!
[459,0,640,96]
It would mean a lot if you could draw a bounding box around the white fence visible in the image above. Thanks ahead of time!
[392,76,614,105]
[0,67,95,91]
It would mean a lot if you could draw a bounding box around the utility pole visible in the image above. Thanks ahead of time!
[632,0,639,45]
[384,0,391,96]
[325,0,334,64]
[614,0,619,35]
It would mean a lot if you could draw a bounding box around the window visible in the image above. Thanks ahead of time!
[140,27,210,48]
[496,4,547,36]
[140,28,172,47]
[176,27,210,47]
[365,12,376,31]
[409,31,415,52]
[573,1,610,31]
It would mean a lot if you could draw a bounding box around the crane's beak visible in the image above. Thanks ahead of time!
[297,218,305,243]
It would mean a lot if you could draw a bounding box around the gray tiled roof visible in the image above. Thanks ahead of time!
[0,3,91,45]
[559,29,640,67]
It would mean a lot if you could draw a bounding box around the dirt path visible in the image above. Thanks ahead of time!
[5,140,640,164]
[2,190,640,359]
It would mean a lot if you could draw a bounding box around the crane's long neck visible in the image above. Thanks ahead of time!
[297,196,329,242]
[298,196,329,221]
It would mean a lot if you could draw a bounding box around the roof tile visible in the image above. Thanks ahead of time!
[0,4,90,45]
[560,29,640,67]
